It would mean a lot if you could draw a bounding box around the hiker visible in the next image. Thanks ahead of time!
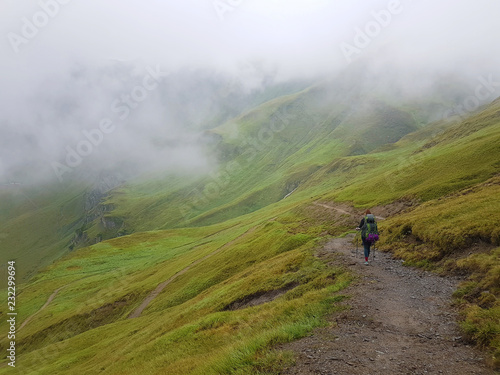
[356,209,379,265]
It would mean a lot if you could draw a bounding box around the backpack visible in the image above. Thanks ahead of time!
[361,214,379,243]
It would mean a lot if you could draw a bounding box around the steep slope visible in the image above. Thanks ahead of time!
[0,73,461,284]
[1,85,499,372]
[0,173,131,282]
[0,205,352,374]
[0,182,87,281]
[0,75,312,284]
[106,81,425,232]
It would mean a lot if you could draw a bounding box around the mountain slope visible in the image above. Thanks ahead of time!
[105,82,427,232]
[0,182,88,281]
[0,74,463,283]
[1,88,499,372]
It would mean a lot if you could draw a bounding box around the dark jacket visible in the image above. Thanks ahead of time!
[359,218,366,231]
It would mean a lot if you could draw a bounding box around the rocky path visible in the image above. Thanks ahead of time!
[280,234,494,375]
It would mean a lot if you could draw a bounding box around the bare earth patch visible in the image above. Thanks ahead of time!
[223,282,299,311]
[278,234,495,374]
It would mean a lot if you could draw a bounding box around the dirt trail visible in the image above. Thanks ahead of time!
[312,202,386,221]
[128,227,257,319]
[280,234,494,375]
[18,286,65,331]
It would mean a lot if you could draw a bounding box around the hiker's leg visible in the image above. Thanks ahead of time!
[363,241,371,261]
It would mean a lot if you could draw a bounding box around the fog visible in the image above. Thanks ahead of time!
[1,0,500,184]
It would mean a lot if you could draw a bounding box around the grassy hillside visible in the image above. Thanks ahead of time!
[0,78,449,285]
[324,97,500,205]
[105,83,425,233]
[1,84,499,372]
[0,182,89,281]
[0,203,352,374]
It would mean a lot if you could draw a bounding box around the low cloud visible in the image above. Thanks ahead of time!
[1,0,499,184]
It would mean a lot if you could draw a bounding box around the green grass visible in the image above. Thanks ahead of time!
[1,83,500,373]
[380,175,500,257]
[100,84,428,233]
[0,182,88,281]
[0,206,352,374]
[451,247,500,368]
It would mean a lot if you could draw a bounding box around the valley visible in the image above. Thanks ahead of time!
[0,78,499,374]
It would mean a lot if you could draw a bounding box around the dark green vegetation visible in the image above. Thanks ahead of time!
[1,82,499,373]
[0,182,88,281]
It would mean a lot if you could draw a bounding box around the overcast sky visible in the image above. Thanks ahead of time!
[3,0,500,75]
[1,0,500,183]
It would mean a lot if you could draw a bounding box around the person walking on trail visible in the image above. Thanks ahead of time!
[356,209,379,265]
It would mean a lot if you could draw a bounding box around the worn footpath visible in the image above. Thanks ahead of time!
[279,234,495,375]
